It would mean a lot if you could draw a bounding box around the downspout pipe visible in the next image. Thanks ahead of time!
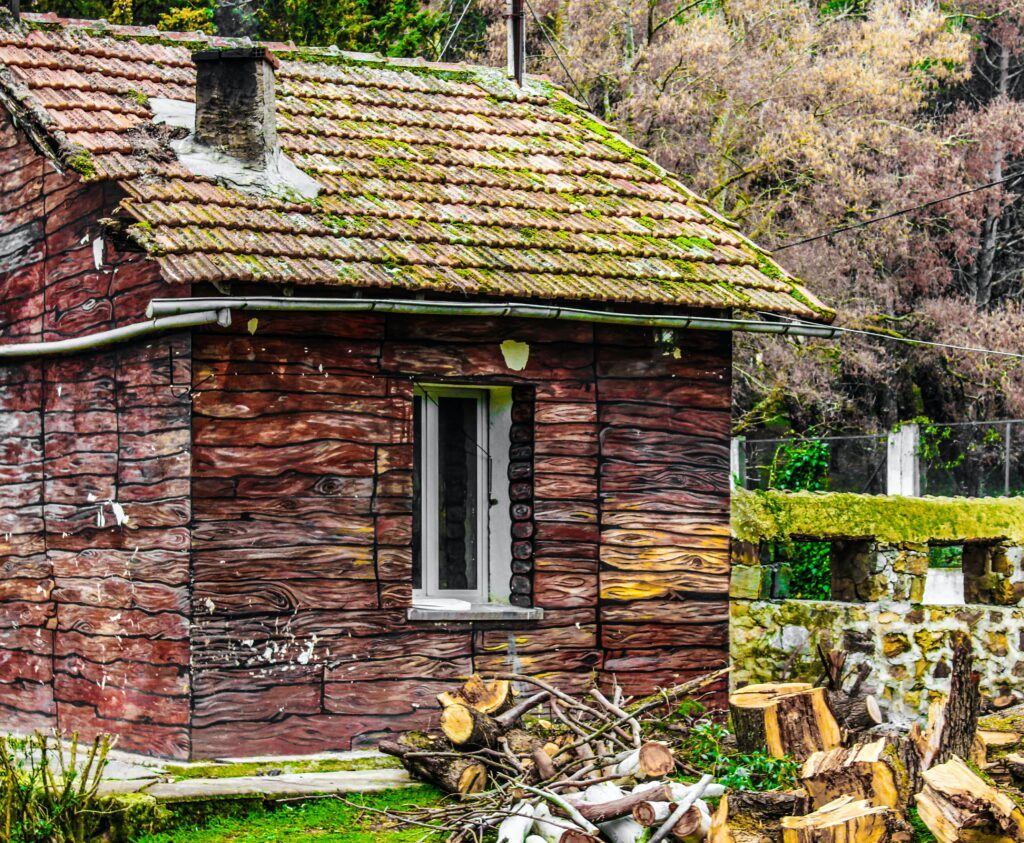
[0,309,230,359]
[146,296,839,338]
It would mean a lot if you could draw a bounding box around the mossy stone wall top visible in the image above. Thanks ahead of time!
[732,489,1024,546]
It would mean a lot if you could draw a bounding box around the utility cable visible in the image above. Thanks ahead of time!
[773,172,1024,251]
[438,0,474,61]
[522,0,590,105]
[756,311,1024,361]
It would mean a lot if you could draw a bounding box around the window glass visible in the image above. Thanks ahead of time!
[437,396,479,591]
[412,395,422,591]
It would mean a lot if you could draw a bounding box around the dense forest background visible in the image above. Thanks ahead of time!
[24,0,1024,439]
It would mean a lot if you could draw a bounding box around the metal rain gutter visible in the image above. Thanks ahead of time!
[0,310,230,359]
[146,297,839,338]
[0,297,836,360]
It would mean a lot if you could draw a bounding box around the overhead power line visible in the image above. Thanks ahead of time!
[758,312,1024,362]
[438,0,474,61]
[774,172,1024,251]
[522,0,590,105]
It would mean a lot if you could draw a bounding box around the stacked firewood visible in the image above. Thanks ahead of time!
[379,669,729,842]
[378,636,1024,843]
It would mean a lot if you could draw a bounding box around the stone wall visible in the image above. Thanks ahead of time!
[730,489,1024,726]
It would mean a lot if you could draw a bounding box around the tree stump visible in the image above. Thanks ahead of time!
[708,791,808,843]
[730,683,842,760]
[781,796,893,843]
[801,736,913,810]
[915,755,1024,843]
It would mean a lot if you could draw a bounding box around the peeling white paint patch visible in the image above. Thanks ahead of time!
[500,339,530,371]
[150,97,319,200]
[92,236,104,270]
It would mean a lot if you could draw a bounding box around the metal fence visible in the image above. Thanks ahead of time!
[918,420,1024,498]
[737,433,888,494]
[735,419,1024,498]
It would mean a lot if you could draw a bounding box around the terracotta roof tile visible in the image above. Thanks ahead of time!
[0,15,833,320]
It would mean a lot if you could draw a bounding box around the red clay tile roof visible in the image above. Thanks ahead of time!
[0,14,833,320]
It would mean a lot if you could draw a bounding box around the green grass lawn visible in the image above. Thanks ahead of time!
[134,786,445,843]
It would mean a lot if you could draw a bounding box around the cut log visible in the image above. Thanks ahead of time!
[827,690,883,735]
[640,742,676,777]
[504,728,547,757]
[801,736,912,810]
[571,783,673,823]
[498,802,536,843]
[441,703,505,748]
[979,731,1022,757]
[437,673,513,715]
[379,735,486,795]
[781,796,892,843]
[730,683,842,760]
[633,801,704,838]
[915,755,1024,843]
[709,791,808,843]
[532,747,557,782]
[612,742,675,779]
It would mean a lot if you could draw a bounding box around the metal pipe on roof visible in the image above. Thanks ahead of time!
[0,310,230,359]
[146,296,840,338]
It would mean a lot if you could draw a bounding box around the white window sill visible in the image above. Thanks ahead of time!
[407,599,544,622]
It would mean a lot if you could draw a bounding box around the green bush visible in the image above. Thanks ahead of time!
[1,731,112,843]
[676,709,800,792]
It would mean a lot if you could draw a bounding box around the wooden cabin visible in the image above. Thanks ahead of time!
[0,15,833,759]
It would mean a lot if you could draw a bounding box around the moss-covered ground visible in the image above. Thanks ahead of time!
[163,754,399,781]
[133,785,444,842]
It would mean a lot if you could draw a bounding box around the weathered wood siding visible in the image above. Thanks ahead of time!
[190,313,731,757]
[2,111,729,760]
[0,117,192,757]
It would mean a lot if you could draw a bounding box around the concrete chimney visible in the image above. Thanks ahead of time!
[192,47,277,168]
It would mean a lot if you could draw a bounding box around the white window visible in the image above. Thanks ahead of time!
[412,385,512,606]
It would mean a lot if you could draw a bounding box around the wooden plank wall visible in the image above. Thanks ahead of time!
[1,111,729,759]
[0,117,192,757]
[190,312,731,757]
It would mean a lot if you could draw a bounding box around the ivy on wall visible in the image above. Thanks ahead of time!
[767,440,831,600]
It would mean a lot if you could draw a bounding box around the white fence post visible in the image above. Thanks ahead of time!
[731,436,746,490]
[887,423,920,496]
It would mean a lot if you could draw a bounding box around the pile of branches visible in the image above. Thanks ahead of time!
[377,668,730,843]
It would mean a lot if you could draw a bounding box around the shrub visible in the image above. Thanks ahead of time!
[1,731,113,843]
[673,706,801,792]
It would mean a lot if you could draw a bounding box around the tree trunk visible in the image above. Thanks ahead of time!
[633,801,703,839]
[730,683,842,760]
[781,796,893,843]
[913,632,980,771]
[379,736,487,795]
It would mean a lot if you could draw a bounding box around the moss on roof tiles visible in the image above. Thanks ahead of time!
[0,14,834,322]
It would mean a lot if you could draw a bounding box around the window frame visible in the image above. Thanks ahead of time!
[413,384,492,604]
